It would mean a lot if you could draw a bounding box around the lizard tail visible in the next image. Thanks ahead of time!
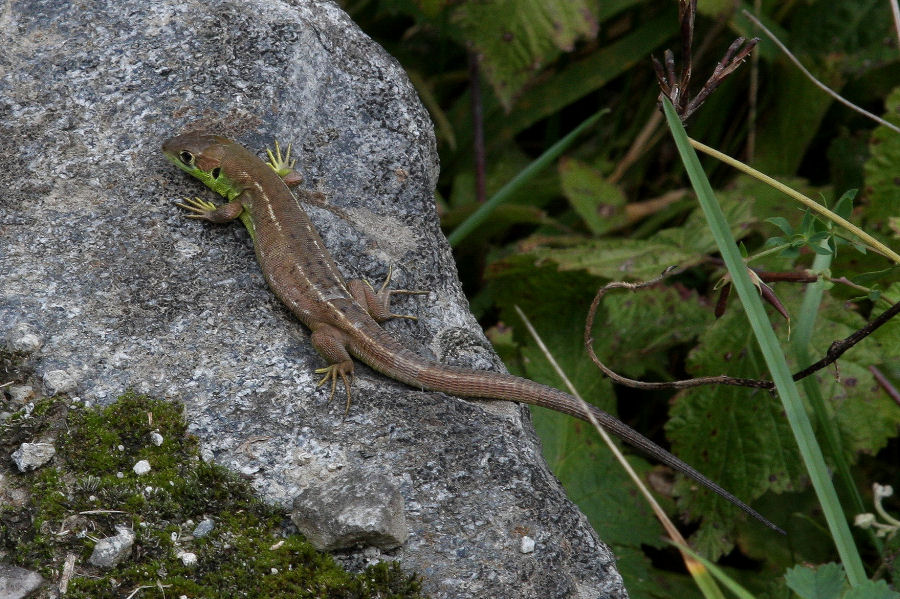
[350,329,785,535]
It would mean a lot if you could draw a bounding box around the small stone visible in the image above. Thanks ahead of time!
[520,535,535,553]
[0,562,44,597]
[11,442,56,472]
[291,470,408,551]
[116,472,124,478]
[133,460,151,475]
[177,551,197,567]
[42,369,76,394]
[149,431,164,446]
[89,526,134,568]
[192,519,214,538]
[7,326,43,352]
[7,385,34,404]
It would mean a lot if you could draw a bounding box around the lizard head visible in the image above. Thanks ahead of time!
[162,132,237,198]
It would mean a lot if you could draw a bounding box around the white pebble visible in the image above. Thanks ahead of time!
[520,536,535,553]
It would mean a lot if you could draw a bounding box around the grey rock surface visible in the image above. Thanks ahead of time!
[88,526,135,569]
[292,469,409,550]
[10,443,55,473]
[0,563,44,599]
[0,0,626,597]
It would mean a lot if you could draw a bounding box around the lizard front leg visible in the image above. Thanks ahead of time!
[175,196,244,224]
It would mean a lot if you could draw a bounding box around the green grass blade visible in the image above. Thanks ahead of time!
[447,108,607,247]
[661,98,866,585]
[792,250,880,552]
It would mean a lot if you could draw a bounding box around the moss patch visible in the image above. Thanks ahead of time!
[0,392,425,598]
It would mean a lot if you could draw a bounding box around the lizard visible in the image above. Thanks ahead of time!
[161,131,784,534]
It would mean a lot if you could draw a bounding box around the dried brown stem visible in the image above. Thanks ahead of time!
[584,269,900,392]
[654,0,758,122]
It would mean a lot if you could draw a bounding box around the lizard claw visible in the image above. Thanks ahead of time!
[265,139,297,178]
[315,362,354,415]
[175,197,218,219]
[373,265,429,321]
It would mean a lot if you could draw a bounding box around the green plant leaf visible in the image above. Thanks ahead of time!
[530,238,700,281]
[450,0,598,110]
[525,195,754,281]
[767,217,795,236]
[870,283,900,359]
[596,284,713,379]
[559,157,628,236]
[862,86,900,230]
[784,562,846,599]
[834,189,856,222]
[843,580,900,599]
[666,309,803,557]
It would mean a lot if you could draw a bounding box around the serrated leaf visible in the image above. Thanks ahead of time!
[667,309,803,557]
[450,0,598,110]
[531,238,700,280]
[843,580,900,599]
[784,562,846,599]
[871,283,900,359]
[597,285,712,379]
[667,287,900,556]
[863,86,900,229]
[813,295,900,456]
[525,194,754,281]
[559,157,627,236]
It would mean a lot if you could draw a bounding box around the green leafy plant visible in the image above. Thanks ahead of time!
[350,0,900,596]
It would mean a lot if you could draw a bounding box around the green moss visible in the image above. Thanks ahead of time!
[0,393,425,598]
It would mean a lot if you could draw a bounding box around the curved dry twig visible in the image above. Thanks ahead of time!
[584,268,900,392]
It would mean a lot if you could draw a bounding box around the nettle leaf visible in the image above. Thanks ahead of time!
[784,562,846,599]
[531,238,701,280]
[559,157,628,236]
[596,284,713,379]
[450,0,598,110]
[813,294,900,457]
[871,283,900,360]
[667,287,900,557]
[529,195,754,281]
[843,580,900,599]
[863,86,900,229]
[666,308,802,557]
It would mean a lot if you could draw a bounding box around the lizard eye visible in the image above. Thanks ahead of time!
[179,151,194,165]
[211,167,221,179]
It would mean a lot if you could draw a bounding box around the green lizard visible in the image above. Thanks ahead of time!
[162,131,784,534]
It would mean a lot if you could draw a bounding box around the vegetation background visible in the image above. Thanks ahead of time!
[344,0,900,596]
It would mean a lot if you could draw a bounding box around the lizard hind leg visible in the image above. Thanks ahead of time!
[348,266,429,323]
[310,327,355,414]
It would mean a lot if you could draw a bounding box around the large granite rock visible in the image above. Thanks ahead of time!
[0,1,626,597]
